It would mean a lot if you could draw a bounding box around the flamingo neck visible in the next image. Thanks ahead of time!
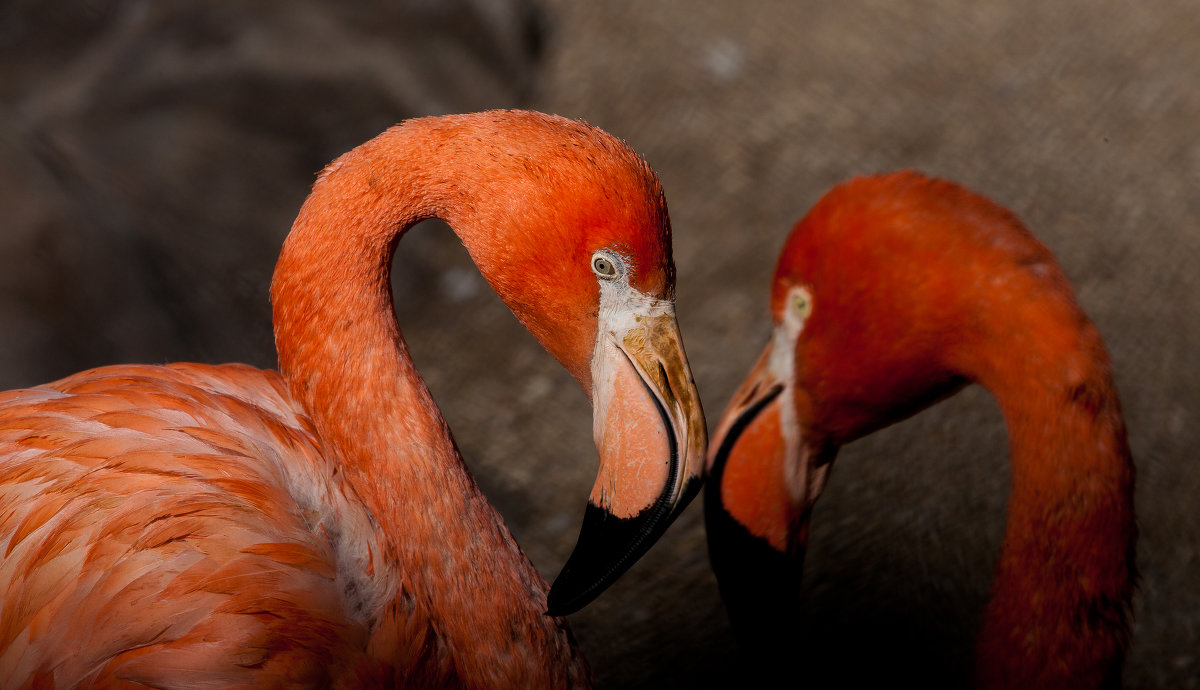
[970,317,1135,690]
[270,126,588,687]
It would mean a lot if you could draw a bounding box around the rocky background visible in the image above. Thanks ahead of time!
[1,1,1196,687]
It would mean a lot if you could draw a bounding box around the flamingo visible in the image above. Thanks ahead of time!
[705,172,1135,689]
[0,110,707,688]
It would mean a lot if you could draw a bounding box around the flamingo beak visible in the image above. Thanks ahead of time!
[703,334,835,645]
[547,307,706,615]
[706,332,835,552]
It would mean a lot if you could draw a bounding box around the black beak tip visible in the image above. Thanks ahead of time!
[545,501,663,617]
[544,589,574,618]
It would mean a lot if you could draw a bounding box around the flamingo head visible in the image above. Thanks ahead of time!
[705,171,1059,636]
[432,112,707,615]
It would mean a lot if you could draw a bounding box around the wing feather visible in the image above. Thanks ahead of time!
[0,363,384,687]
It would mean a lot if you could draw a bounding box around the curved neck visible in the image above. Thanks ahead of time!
[270,125,589,687]
[969,314,1135,689]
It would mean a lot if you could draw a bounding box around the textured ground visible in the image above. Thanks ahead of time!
[1,1,1196,687]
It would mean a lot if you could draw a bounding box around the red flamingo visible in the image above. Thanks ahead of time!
[0,110,706,688]
[705,172,1135,689]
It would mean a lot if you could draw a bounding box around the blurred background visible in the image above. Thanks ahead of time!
[1,1,1195,687]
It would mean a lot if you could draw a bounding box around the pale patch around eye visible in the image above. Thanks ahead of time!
[590,249,673,336]
[785,285,814,329]
[771,284,815,506]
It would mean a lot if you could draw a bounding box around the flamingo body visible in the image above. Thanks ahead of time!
[706,171,1135,689]
[0,363,400,686]
[0,110,706,688]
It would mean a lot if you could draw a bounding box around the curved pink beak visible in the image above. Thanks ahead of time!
[548,311,706,615]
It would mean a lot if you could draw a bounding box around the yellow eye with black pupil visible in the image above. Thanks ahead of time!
[791,289,813,319]
[592,256,617,278]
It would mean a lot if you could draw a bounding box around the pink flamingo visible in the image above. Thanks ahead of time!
[706,171,1135,689]
[0,110,706,688]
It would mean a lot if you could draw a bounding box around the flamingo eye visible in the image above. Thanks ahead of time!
[592,253,619,279]
[790,287,813,320]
